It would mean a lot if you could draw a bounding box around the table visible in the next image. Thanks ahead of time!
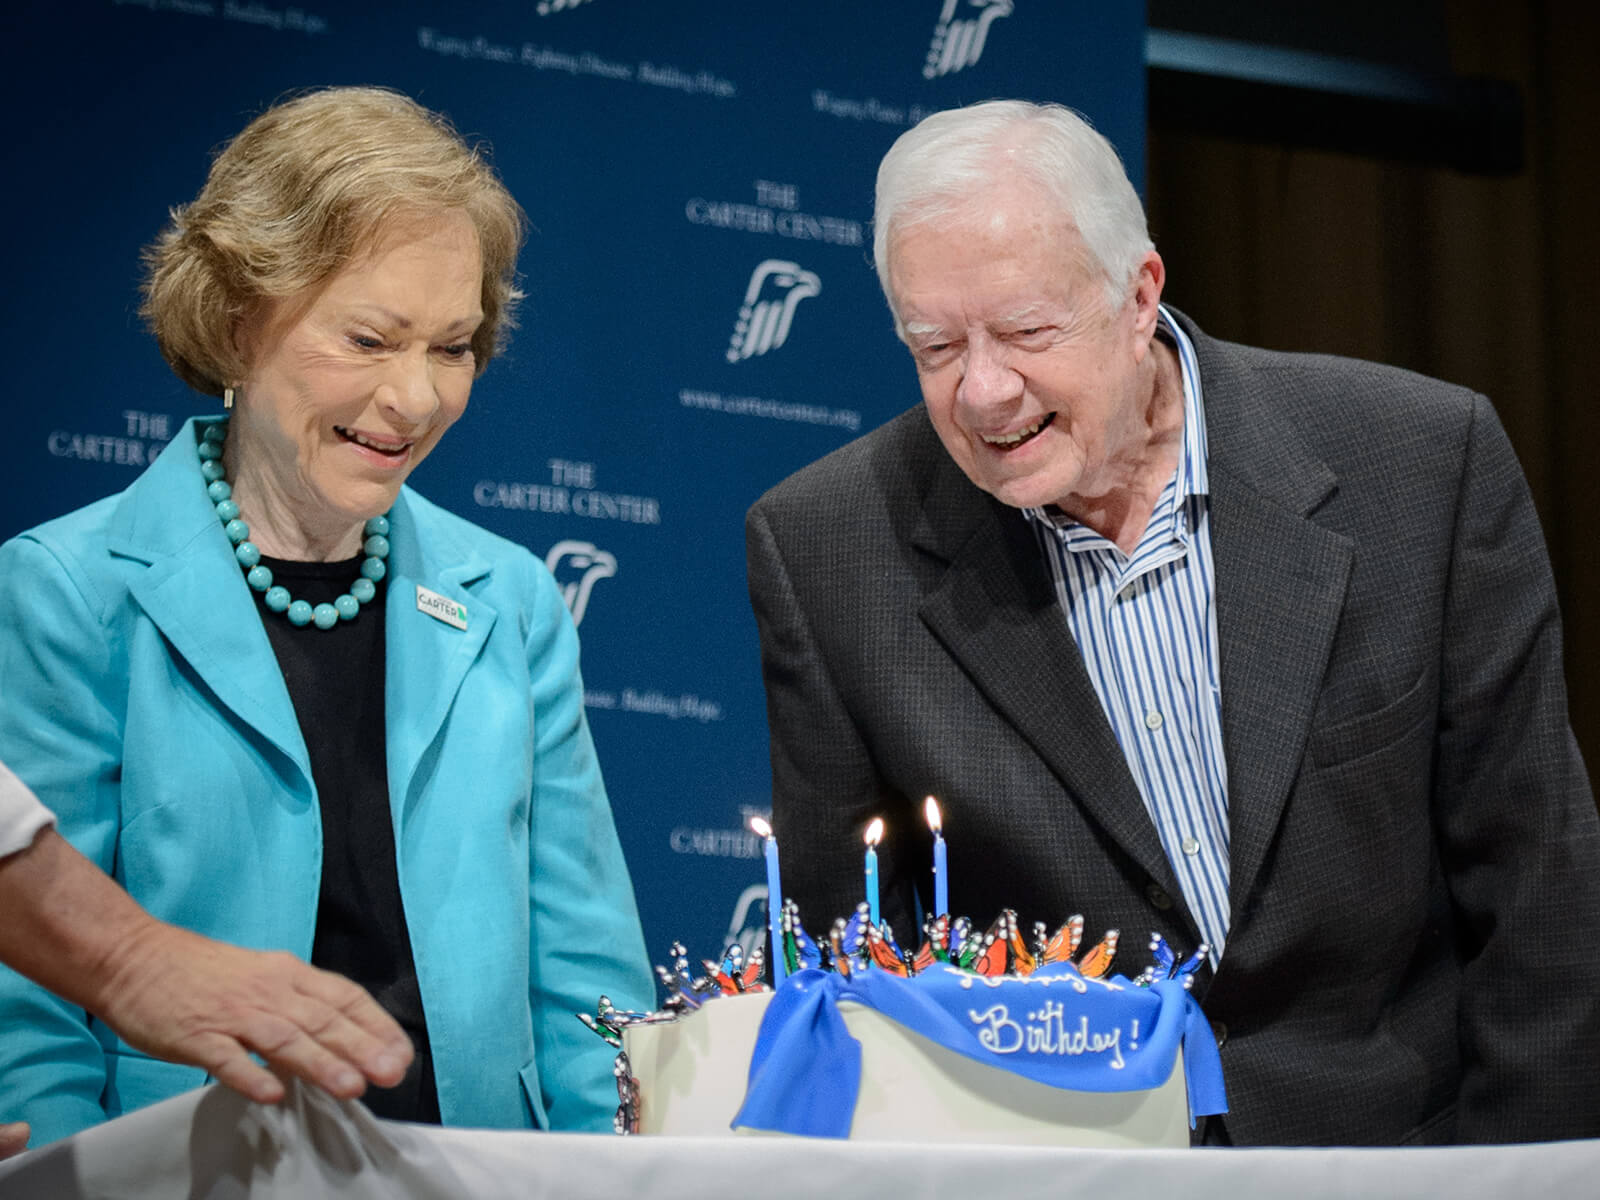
[2,1080,1596,1200]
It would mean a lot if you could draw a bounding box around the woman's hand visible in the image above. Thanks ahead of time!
[0,829,414,1108]
[92,923,414,1104]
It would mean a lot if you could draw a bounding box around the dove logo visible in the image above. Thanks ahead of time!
[723,883,772,964]
[923,0,1014,79]
[545,540,616,627]
[726,259,821,362]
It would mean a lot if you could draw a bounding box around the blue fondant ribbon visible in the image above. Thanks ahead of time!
[733,963,1227,1138]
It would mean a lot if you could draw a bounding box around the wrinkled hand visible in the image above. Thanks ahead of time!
[91,920,414,1105]
[0,1121,28,1161]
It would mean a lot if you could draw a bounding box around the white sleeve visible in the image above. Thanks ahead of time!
[0,760,55,861]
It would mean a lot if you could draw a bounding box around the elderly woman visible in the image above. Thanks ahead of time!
[0,87,651,1145]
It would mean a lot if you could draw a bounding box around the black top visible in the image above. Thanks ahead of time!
[253,554,440,1124]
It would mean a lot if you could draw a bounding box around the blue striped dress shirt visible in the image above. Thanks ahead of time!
[1023,308,1230,961]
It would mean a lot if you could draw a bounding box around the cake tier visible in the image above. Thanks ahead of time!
[623,989,1192,1146]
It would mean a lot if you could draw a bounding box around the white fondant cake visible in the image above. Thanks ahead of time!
[589,907,1224,1144]
[623,989,1193,1146]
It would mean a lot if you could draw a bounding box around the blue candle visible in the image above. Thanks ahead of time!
[749,816,786,986]
[925,796,949,917]
[864,817,884,926]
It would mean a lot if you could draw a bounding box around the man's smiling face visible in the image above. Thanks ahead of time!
[888,180,1162,515]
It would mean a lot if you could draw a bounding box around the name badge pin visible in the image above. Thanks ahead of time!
[416,585,468,631]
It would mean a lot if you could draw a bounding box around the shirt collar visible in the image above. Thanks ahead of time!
[1161,304,1209,502]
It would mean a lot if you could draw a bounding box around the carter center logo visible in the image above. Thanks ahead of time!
[726,259,821,362]
[923,0,1013,79]
[724,882,770,965]
[545,540,616,627]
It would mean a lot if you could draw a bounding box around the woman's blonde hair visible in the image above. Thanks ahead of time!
[142,86,525,395]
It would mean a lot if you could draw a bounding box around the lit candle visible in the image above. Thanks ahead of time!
[749,816,786,986]
[925,795,948,918]
[863,817,884,926]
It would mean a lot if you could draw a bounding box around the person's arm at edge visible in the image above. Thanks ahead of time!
[0,827,413,1153]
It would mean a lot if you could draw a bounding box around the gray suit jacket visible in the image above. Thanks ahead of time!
[745,313,1600,1145]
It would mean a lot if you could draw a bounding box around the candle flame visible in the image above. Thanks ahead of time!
[864,817,884,847]
[749,815,773,839]
[924,795,942,834]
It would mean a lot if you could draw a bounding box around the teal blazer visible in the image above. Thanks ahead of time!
[0,417,652,1146]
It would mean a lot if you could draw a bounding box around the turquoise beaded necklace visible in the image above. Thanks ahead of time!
[197,420,390,630]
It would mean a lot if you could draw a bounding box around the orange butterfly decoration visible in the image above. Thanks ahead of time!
[1075,930,1120,979]
[1000,910,1037,976]
[912,914,949,974]
[866,924,911,976]
[828,925,853,979]
[705,944,766,994]
[970,930,1007,977]
[1040,915,1085,965]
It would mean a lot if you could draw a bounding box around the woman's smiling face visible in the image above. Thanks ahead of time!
[228,209,484,555]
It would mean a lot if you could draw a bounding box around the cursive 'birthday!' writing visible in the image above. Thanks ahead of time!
[968,1000,1129,1069]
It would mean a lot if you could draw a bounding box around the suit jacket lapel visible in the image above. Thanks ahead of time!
[383,492,497,828]
[912,446,1186,909]
[908,312,1361,942]
[109,419,309,781]
[1187,319,1355,928]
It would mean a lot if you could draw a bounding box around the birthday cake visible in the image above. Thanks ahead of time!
[583,901,1227,1147]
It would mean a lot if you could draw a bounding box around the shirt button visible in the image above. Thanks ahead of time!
[1181,836,1200,856]
[1144,711,1163,731]
[1210,1020,1228,1048]
[1145,883,1174,910]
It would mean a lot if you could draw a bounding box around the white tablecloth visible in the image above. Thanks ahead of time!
[3,1081,1597,1200]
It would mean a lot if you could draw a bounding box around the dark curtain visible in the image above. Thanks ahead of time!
[1145,1,1600,779]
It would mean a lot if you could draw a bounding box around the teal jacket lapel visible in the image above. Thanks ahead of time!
[106,418,310,784]
[382,490,498,829]
[103,421,503,851]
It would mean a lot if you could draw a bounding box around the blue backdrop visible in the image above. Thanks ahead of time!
[4,1,1146,973]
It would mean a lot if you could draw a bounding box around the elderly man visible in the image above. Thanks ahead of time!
[745,99,1600,1146]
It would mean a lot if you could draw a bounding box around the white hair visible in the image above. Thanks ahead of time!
[873,100,1153,336]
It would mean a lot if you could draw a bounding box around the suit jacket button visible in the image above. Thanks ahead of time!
[1145,883,1174,910]
[1209,1020,1228,1048]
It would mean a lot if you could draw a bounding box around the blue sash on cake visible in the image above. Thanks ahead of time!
[732,963,1226,1138]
